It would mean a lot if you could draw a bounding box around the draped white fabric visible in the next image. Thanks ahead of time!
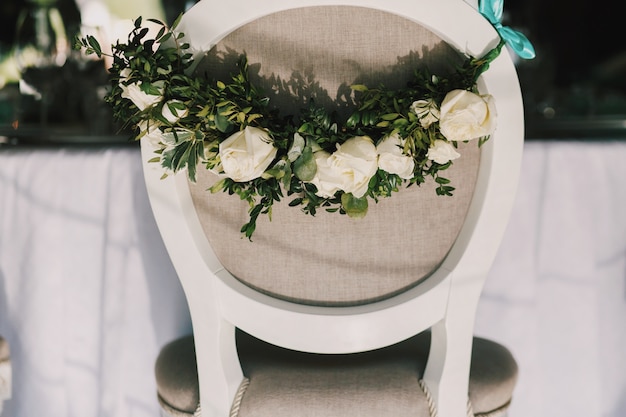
[0,141,625,417]
[0,145,191,417]
[477,141,626,417]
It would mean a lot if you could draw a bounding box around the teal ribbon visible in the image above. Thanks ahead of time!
[479,0,536,59]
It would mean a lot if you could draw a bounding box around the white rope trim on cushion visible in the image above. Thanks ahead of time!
[159,376,507,417]
[157,377,251,417]
[418,378,477,417]
[229,377,251,417]
[418,379,439,417]
[418,378,512,417]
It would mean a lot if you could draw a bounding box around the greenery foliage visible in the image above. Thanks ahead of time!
[77,16,505,239]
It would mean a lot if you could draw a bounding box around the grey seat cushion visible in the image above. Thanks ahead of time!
[155,331,517,416]
[155,336,199,415]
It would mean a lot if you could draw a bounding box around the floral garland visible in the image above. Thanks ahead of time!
[77,4,533,239]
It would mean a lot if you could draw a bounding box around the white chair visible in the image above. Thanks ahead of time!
[142,1,525,416]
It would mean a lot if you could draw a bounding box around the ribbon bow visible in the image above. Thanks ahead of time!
[479,0,536,59]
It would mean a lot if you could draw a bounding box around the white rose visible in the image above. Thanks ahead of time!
[119,68,132,81]
[119,68,163,111]
[219,126,278,182]
[162,100,189,124]
[439,89,496,141]
[308,150,342,198]
[426,140,461,165]
[376,134,415,179]
[310,136,378,198]
[410,99,440,128]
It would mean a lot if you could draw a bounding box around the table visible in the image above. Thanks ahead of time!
[0,143,191,417]
[1,140,626,417]
[476,140,626,417]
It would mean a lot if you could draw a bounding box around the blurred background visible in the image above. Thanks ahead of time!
[2,0,625,141]
[503,0,626,138]
[0,2,625,417]
[0,0,194,142]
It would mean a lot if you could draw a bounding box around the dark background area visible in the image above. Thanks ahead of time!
[0,0,190,48]
[504,0,626,137]
[2,0,624,138]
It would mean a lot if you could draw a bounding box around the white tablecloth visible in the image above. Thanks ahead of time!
[476,140,626,417]
[0,145,191,417]
[1,140,625,417]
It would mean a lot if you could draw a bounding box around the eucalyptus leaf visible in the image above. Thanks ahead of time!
[341,193,368,218]
[288,133,305,162]
[293,147,317,181]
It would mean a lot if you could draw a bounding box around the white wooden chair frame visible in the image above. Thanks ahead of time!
[141,1,524,416]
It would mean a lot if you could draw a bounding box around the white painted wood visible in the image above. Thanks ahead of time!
[141,1,523,416]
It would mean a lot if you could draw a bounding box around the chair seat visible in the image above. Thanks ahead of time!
[155,331,517,417]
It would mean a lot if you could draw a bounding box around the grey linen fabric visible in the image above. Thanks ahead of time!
[155,332,518,416]
[189,6,480,306]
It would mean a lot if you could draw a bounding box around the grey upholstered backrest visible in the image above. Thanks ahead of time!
[188,6,480,306]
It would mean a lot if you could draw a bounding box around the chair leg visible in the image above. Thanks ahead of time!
[422,317,475,417]
[194,319,244,417]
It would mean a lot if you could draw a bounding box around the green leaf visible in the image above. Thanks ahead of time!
[209,178,227,193]
[289,198,303,207]
[341,193,368,218]
[436,185,455,196]
[287,132,305,162]
[350,84,368,92]
[262,159,288,180]
[293,147,317,181]
[381,113,400,121]
[161,141,191,172]
[247,113,263,123]
[86,35,102,56]
[186,143,199,182]
[215,112,232,133]
[171,13,183,30]
[161,130,194,144]
[282,162,292,190]
[346,112,360,128]
[197,106,210,118]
